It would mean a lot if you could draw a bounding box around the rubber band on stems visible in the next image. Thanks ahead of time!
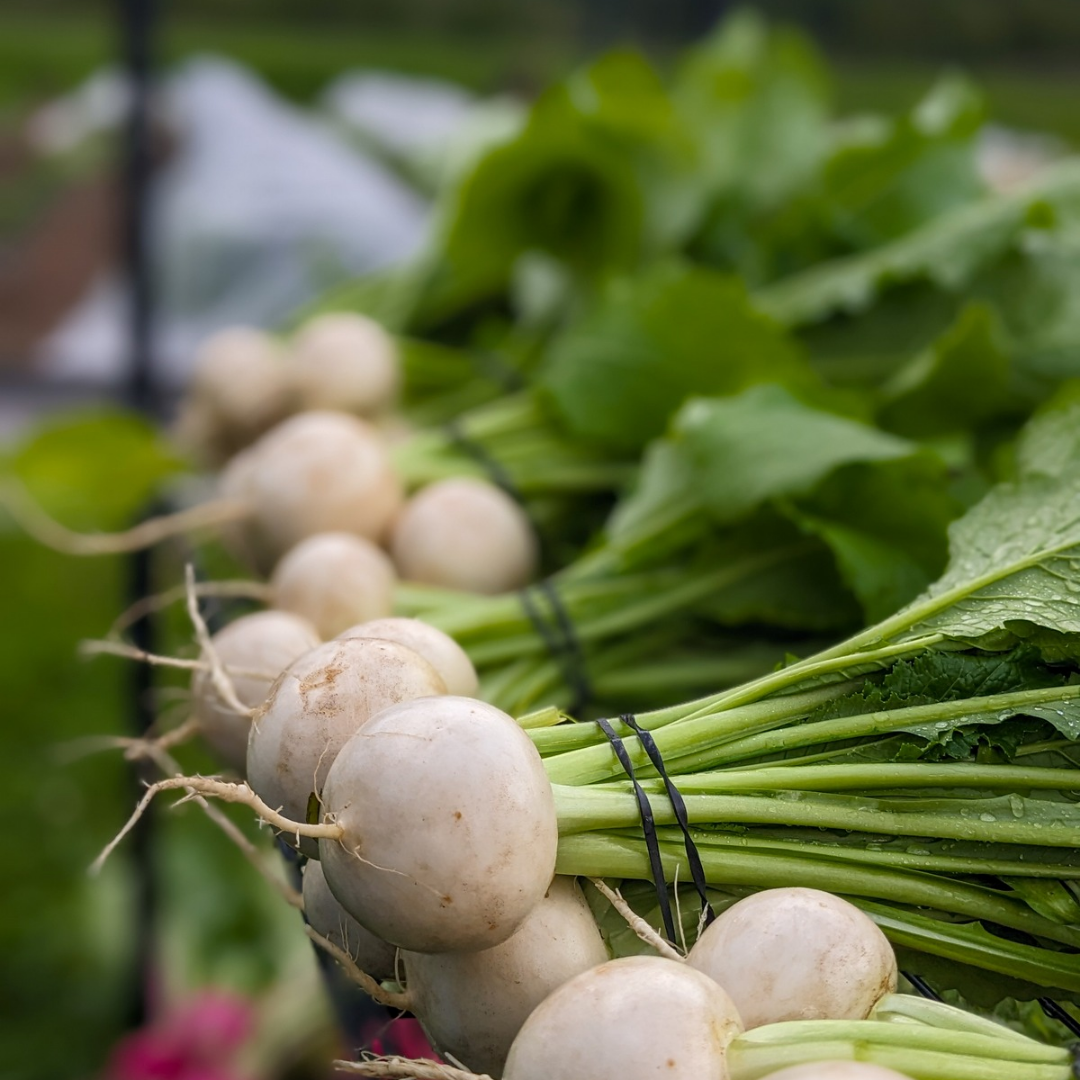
[518,581,593,716]
[594,715,676,945]
[443,419,593,714]
[618,713,715,930]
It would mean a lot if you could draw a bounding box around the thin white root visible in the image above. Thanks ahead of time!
[90,774,344,875]
[305,926,411,1011]
[143,743,304,910]
[57,716,202,764]
[108,578,272,637]
[184,565,254,718]
[143,743,304,902]
[80,639,206,671]
[333,1056,489,1080]
[589,878,685,962]
[123,716,203,760]
[0,478,250,556]
[79,638,277,682]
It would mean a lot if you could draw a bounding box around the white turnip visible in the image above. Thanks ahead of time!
[389,477,538,594]
[318,695,558,953]
[302,858,397,981]
[271,532,396,639]
[192,609,320,773]
[403,876,608,1076]
[246,637,446,856]
[687,888,897,1030]
[336,616,478,697]
[288,312,400,416]
[176,326,292,462]
[502,954,743,1080]
[221,410,404,573]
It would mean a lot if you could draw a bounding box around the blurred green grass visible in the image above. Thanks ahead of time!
[0,416,315,1080]
[1,15,1078,147]
[0,16,577,108]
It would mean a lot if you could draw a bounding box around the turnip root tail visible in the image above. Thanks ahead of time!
[333,1057,491,1080]
[78,639,276,685]
[303,925,411,1012]
[589,878,685,962]
[89,774,343,875]
[139,744,304,910]
[183,564,253,719]
[108,578,272,637]
[0,478,250,555]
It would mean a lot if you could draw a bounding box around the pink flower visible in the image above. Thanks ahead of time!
[105,991,254,1080]
[385,1019,438,1061]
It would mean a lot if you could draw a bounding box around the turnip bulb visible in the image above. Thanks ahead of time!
[175,326,292,462]
[288,312,400,416]
[687,888,897,1030]
[246,637,446,856]
[302,858,397,981]
[221,411,404,573]
[403,876,608,1076]
[318,695,558,953]
[503,955,743,1080]
[758,1066,915,1080]
[336,616,478,697]
[192,610,320,773]
[389,478,538,594]
[271,532,396,639]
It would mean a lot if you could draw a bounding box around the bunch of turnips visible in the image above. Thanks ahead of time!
[25,15,1080,1072]
[66,296,1080,1079]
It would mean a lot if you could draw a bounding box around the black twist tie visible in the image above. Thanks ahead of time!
[444,418,523,506]
[1040,998,1080,1041]
[518,580,592,717]
[619,713,715,929]
[443,420,592,711]
[902,972,942,1001]
[595,715,677,945]
[470,349,527,394]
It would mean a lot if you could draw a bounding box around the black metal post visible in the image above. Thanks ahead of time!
[117,0,160,1030]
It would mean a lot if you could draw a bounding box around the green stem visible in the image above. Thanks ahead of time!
[731,1019,1066,1064]
[554,832,1080,949]
[662,827,1080,878]
[553,784,1080,850]
[725,1025,1069,1080]
[632,762,1080,795]
[532,683,850,757]
[544,683,1080,786]
[870,994,1046,1044]
[858,899,1080,993]
[663,684,1080,777]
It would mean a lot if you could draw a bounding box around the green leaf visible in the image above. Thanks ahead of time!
[904,472,1080,644]
[791,512,931,625]
[877,303,1014,438]
[679,384,915,523]
[1014,382,1080,481]
[541,263,813,452]
[4,410,184,532]
[1001,878,1080,926]
[696,538,861,632]
[820,75,986,251]
[868,901,1080,1001]
[806,648,1080,753]
[435,78,645,312]
[787,455,962,622]
[755,159,1080,329]
[673,9,831,211]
